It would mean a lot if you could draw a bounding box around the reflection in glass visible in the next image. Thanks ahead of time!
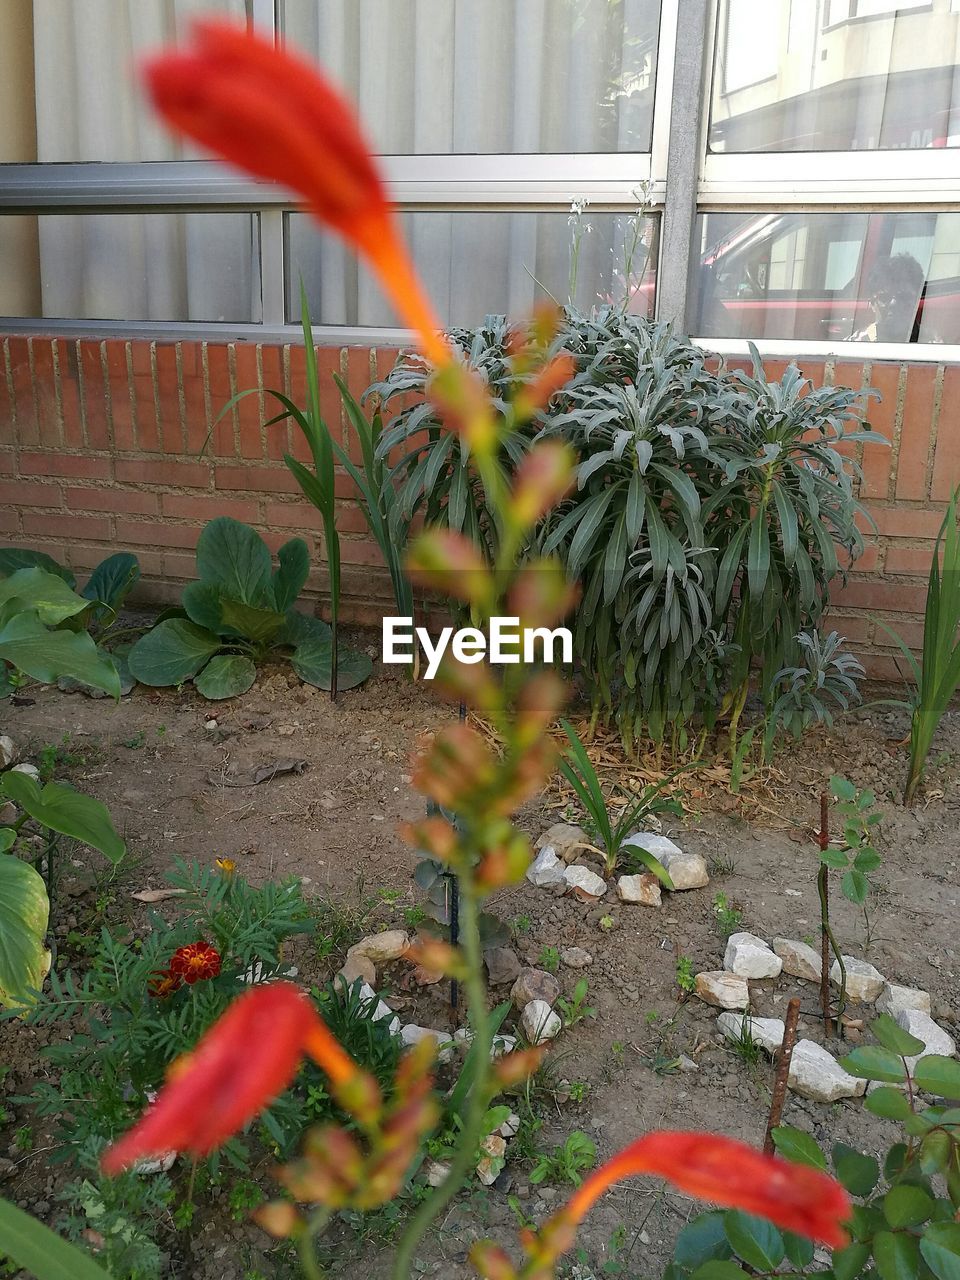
[287,209,658,327]
[0,213,262,323]
[280,0,661,154]
[691,210,960,344]
[710,0,960,152]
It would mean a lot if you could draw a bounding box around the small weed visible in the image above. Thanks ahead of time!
[675,954,696,995]
[37,735,87,781]
[173,1201,196,1230]
[708,848,738,877]
[556,978,596,1028]
[726,1015,764,1067]
[644,1009,660,1025]
[228,1178,264,1222]
[530,1131,597,1188]
[13,1125,33,1152]
[122,731,146,750]
[538,945,561,974]
[402,905,426,929]
[712,891,743,938]
[512,913,532,937]
[566,1080,590,1105]
[598,914,615,932]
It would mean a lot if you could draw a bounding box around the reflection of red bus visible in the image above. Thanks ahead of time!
[694,210,960,344]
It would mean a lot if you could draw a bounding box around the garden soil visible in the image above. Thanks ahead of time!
[2,635,959,1279]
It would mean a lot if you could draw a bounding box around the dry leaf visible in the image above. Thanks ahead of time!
[131,888,187,903]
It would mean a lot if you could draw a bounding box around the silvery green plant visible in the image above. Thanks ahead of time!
[764,629,866,760]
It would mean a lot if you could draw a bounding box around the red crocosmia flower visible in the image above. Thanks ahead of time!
[559,1132,850,1250]
[148,968,182,999]
[101,982,370,1175]
[142,20,452,371]
[169,941,222,985]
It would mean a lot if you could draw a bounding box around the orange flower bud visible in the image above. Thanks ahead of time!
[514,671,568,747]
[509,442,575,529]
[492,1046,546,1087]
[252,1200,303,1239]
[403,938,468,979]
[506,560,579,631]
[513,354,577,420]
[412,723,498,810]
[432,654,502,718]
[469,1242,518,1280]
[475,830,533,891]
[406,529,493,609]
[399,815,460,864]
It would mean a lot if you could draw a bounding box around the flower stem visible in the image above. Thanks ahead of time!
[298,1207,331,1280]
[392,883,491,1280]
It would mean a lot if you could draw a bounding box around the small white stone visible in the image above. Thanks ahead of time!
[773,938,822,982]
[0,735,18,768]
[717,1012,785,1055]
[499,1112,521,1138]
[133,1152,177,1175]
[204,718,218,731]
[561,946,593,968]
[521,999,562,1044]
[617,873,662,906]
[535,823,590,863]
[453,1028,518,1059]
[725,932,783,980]
[10,762,39,781]
[526,846,566,889]
[476,1134,507,1186]
[877,983,932,1018]
[349,930,410,964]
[399,1024,454,1064]
[563,864,607,899]
[625,834,708,890]
[624,832,682,859]
[694,970,749,1009]
[831,956,885,1002]
[895,1009,957,1074]
[424,1159,451,1188]
[788,1039,867,1101]
[356,982,401,1035]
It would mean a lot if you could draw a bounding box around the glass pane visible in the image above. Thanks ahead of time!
[287,209,658,327]
[710,0,960,152]
[280,0,661,154]
[691,210,960,344]
[9,0,250,165]
[0,213,261,322]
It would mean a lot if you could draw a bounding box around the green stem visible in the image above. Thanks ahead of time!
[298,1207,331,1280]
[392,885,491,1280]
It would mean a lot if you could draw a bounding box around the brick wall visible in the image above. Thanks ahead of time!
[1,335,957,680]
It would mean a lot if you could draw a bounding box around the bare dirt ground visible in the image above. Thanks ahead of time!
[2,636,959,1279]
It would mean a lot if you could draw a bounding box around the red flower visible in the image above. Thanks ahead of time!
[169,941,222,985]
[101,982,378,1175]
[148,968,182,1000]
[560,1131,850,1249]
[142,20,451,370]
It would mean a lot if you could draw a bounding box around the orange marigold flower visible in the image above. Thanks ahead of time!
[169,941,222,985]
[142,19,452,370]
[215,857,236,877]
[147,968,182,1000]
[101,982,375,1175]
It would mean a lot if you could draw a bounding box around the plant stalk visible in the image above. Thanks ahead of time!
[298,1207,331,1280]
[392,884,491,1280]
[764,997,800,1154]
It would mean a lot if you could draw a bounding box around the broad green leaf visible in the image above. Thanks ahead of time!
[841,1046,908,1083]
[873,1014,926,1058]
[0,1194,111,1279]
[873,1230,920,1280]
[292,637,372,692]
[0,610,120,697]
[834,1241,872,1280]
[842,867,869,904]
[193,654,257,700]
[0,567,91,626]
[0,547,76,587]
[1,772,125,864]
[884,1185,935,1229]
[673,1213,733,1269]
[913,1057,960,1099]
[182,581,224,633]
[770,1125,828,1169]
[831,775,857,800]
[920,1222,960,1280]
[82,552,140,614]
[833,1143,880,1196]
[853,847,882,872]
[195,516,272,606]
[920,1130,953,1176]
[271,538,310,613]
[783,1232,815,1269]
[0,829,14,853]
[865,1087,914,1121]
[690,1263,749,1280]
[278,608,330,648]
[820,847,850,869]
[0,858,50,1009]
[724,1211,785,1271]
[219,597,286,646]
[128,618,222,686]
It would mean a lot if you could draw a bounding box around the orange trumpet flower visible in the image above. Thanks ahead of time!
[142,19,451,369]
[561,1131,850,1249]
[101,982,378,1175]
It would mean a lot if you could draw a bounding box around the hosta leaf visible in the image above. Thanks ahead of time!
[0,547,76,588]
[219,598,286,646]
[1,771,125,864]
[0,1194,111,1278]
[0,567,90,626]
[182,581,224,633]
[193,654,257,700]
[0,858,50,1010]
[82,552,140,614]
[271,538,311,613]
[0,610,120,698]
[292,637,372,692]
[195,516,273,606]
[128,618,222,686]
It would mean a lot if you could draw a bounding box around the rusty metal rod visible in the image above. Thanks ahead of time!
[764,997,801,1155]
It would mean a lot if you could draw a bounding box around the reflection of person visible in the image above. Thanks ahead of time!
[849,253,925,343]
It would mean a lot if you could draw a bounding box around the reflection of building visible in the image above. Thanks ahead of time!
[711,0,960,151]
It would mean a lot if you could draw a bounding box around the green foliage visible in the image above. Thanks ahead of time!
[557,977,596,1028]
[0,854,49,1010]
[764,629,865,759]
[0,1192,111,1280]
[128,516,368,698]
[529,1131,597,1188]
[538,945,560,974]
[825,777,884,908]
[712,892,743,939]
[559,719,681,877]
[675,954,696,995]
[665,1018,960,1280]
[412,843,510,952]
[877,491,960,804]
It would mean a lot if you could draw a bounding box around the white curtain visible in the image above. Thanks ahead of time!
[282,0,659,327]
[32,0,259,322]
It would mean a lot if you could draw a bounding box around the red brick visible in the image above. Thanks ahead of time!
[894,364,937,500]
[160,493,260,523]
[342,346,374,465]
[334,501,371,535]
[261,346,290,460]
[182,375,209,454]
[844,543,879,573]
[868,506,947,538]
[19,451,112,480]
[162,551,197,580]
[214,463,299,493]
[31,339,61,448]
[0,340,14,444]
[0,450,14,474]
[874,617,925,648]
[65,486,159,516]
[79,341,111,449]
[105,340,135,450]
[260,528,319,557]
[860,362,902,498]
[827,614,875,645]
[337,537,385,567]
[0,480,62,508]
[232,344,263,461]
[205,342,233,396]
[204,344,236,457]
[862,654,915,683]
[102,338,129,379]
[0,510,19,534]
[155,344,183,455]
[8,336,38,444]
[57,341,85,449]
[832,579,926,612]
[115,458,210,487]
[133,372,161,453]
[116,518,203,550]
[262,499,315,530]
[931,366,960,502]
[129,341,154,378]
[22,512,111,542]
[884,544,937,575]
